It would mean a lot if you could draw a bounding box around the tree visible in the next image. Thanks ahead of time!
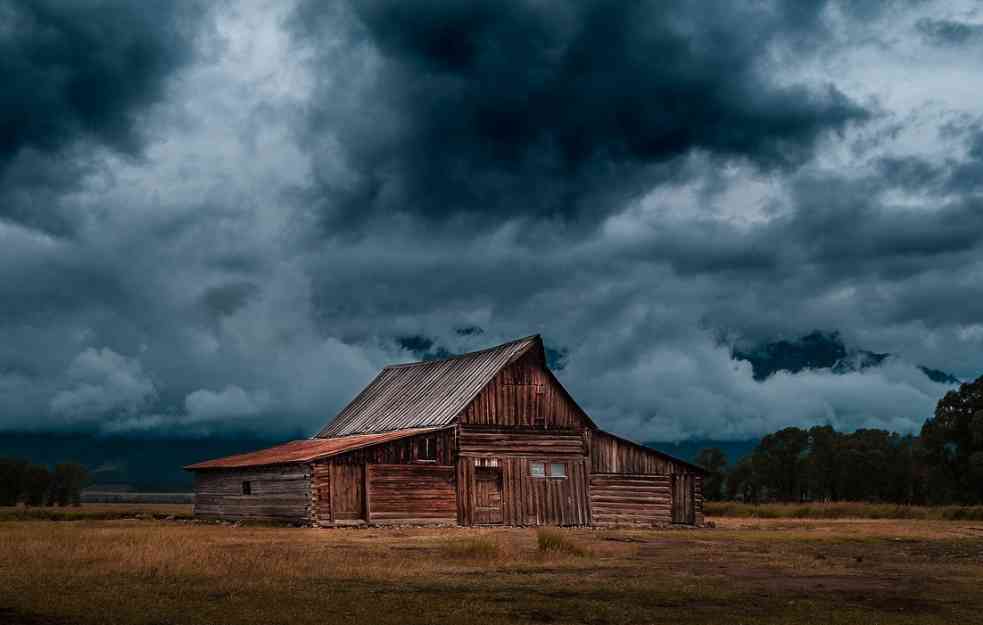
[921,375,983,504]
[694,448,727,501]
[752,427,809,501]
[805,426,839,501]
[22,465,51,506]
[834,429,898,502]
[726,457,759,503]
[0,457,28,506]
[50,463,90,507]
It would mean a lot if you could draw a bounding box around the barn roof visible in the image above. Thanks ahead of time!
[316,335,543,437]
[184,427,447,470]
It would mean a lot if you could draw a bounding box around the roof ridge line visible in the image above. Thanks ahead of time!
[383,334,540,369]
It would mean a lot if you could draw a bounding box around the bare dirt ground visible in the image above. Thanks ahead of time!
[1,508,981,625]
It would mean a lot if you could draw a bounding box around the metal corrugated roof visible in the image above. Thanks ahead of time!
[317,335,541,437]
[184,427,447,470]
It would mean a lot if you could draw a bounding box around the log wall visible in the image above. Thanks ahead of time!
[458,428,585,456]
[193,465,310,523]
[367,464,457,524]
[670,474,704,526]
[459,351,590,430]
[590,473,671,527]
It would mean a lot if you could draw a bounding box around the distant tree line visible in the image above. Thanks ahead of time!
[696,375,983,506]
[0,460,90,507]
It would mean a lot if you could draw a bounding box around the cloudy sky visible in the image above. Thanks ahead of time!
[2,0,982,442]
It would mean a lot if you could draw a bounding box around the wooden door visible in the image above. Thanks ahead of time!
[474,466,504,524]
[672,474,695,525]
[332,464,365,522]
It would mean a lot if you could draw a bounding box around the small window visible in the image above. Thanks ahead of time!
[417,436,436,462]
[549,463,567,478]
[241,481,251,495]
[530,462,546,478]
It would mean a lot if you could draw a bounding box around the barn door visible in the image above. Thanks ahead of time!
[672,474,695,525]
[474,466,504,524]
[332,464,365,522]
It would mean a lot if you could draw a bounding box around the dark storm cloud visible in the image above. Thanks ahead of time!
[0,0,206,233]
[0,0,203,162]
[0,0,980,443]
[294,0,869,223]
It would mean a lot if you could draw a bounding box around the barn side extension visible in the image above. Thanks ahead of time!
[186,335,705,527]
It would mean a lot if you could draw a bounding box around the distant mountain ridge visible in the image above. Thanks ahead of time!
[646,439,759,466]
[0,431,292,491]
[733,331,960,384]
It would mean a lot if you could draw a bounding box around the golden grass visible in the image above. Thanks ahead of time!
[0,505,981,625]
[536,527,590,557]
[705,501,983,520]
[0,503,193,522]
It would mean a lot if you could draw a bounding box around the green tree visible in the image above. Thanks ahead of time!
[0,457,28,506]
[834,429,898,502]
[805,426,839,501]
[725,457,759,502]
[694,448,728,501]
[22,464,51,506]
[752,427,809,502]
[921,375,983,504]
[50,463,90,507]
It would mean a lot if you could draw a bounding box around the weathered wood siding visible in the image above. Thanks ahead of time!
[591,430,696,475]
[459,351,590,430]
[367,464,457,524]
[671,474,705,525]
[311,429,457,526]
[590,473,671,526]
[326,429,455,465]
[193,465,310,523]
[694,475,704,526]
[457,456,590,526]
[458,428,586,456]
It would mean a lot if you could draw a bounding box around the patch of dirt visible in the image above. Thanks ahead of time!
[0,607,73,625]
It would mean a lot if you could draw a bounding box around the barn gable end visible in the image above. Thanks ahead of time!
[458,347,595,431]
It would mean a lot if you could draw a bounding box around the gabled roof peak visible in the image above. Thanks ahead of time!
[316,334,544,437]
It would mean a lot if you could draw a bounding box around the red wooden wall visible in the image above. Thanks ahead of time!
[459,351,591,430]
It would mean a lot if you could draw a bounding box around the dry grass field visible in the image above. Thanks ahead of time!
[705,501,983,520]
[1,506,983,625]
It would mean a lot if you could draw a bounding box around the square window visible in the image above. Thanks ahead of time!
[530,462,546,478]
[241,481,251,495]
[549,463,567,478]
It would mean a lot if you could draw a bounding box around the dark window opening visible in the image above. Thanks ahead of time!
[241,481,251,495]
[417,436,436,462]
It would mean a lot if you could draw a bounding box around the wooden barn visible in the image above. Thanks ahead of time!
[186,335,705,527]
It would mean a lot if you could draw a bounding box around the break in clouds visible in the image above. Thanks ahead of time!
[1,0,982,442]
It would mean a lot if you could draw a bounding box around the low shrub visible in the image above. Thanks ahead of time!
[536,528,589,557]
[443,536,500,560]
